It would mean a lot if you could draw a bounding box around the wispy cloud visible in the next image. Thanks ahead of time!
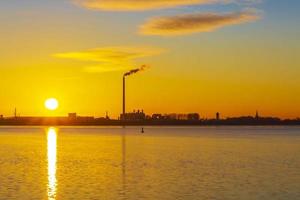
[54,46,164,73]
[72,0,261,11]
[140,10,261,36]
[72,0,239,11]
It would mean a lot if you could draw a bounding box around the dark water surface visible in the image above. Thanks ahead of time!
[0,126,299,200]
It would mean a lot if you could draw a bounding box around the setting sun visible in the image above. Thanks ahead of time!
[45,98,59,110]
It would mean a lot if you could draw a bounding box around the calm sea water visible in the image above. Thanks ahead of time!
[0,126,299,200]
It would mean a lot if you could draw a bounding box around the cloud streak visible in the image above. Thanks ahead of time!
[54,46,163,73]
[140,10,260,36]
[72,0,234,11]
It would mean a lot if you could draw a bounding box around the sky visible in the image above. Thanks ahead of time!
[0,0,299,118]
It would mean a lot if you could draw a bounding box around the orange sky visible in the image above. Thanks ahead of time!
[0,0,299,119]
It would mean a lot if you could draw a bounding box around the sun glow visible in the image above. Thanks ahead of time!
[45,98,59,110]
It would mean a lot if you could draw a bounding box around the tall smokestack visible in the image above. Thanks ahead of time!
[123,76,125,118]
[122,65,149,120]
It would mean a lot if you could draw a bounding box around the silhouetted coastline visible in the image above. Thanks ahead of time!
[0,114,299,126]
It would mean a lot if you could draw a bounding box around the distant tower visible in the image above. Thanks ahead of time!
[123,76,126,119]
[255,110,259,120]
[216,112,220,120]
[106,111,109,119]
[14,108,17,118]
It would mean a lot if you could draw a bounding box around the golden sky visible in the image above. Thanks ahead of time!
[0,0,299,118]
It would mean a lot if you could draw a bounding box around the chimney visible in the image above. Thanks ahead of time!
[123,76,126,119]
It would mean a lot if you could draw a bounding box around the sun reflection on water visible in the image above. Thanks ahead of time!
[47,127,57,200]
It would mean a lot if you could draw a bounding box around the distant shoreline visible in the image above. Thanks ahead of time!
[1,125,300,127]
[1,119,300,126]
